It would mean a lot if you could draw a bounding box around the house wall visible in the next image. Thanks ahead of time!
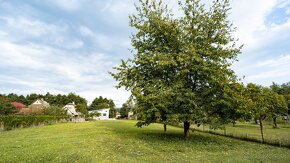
[89,108,110,120]
[63,104,78,116]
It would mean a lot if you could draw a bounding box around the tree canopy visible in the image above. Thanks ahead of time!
[112,0,242,138]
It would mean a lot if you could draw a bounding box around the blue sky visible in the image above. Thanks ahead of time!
[0,0,289,107]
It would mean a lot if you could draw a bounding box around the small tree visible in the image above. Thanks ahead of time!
[246,83,268,143]
[264,89,287,128]
[76,103,89,117]
[42,106,67,116]
[271,82,290,117]
[120,103,131,118]
[0,102,17,115]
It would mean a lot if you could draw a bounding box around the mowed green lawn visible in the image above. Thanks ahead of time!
[0,120,289,163]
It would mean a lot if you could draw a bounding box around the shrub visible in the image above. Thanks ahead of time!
[0,115,69,131]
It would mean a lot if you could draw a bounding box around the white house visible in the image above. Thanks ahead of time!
[63,102,79,116]
[63,102,85,122]
[89,108,110,120]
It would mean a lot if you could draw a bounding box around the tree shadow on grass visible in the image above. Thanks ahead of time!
[135,131,231,145]
[110,125,235,149]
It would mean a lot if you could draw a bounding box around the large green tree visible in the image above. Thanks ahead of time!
[112,0,242,138]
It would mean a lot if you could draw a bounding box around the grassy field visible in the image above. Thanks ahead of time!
[191,121,290,146]
[0,120,289,163]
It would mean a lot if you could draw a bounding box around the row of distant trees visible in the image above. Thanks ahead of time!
[0,93,116,118]
[0,92,87,107]
[119,82,289,142]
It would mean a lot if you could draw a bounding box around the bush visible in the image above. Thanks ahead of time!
[0,115,69,131]
[0,102,17,115]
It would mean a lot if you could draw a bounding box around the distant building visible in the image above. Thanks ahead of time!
[89,108,110,120]
[24,99,50,114]
[29,99,50,110]
[63,102,85,122]
[128,111,135,119]
[116,112,121,118]
[63,102,79,116]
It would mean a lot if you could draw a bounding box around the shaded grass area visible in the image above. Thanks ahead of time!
[0,120,289,162]
[191,122,290,147]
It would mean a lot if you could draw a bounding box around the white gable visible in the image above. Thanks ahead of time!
[33,100,42,105]
[31,99,50,107]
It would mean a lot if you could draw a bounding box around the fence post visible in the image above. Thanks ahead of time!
[224,128,226,136]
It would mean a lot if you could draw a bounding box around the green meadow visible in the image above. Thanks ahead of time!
[0,120,289,163]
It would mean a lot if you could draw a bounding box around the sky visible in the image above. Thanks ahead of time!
[0,0,289,107]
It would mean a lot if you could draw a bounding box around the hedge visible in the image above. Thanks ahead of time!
[0,115,69,131]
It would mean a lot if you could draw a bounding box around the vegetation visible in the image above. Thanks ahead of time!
[120,98,135,119]
[112,0,243,138]
[0,92,87,107]
[0,121,289,162]
[76,103,89,117]
[42,106,68,117]
[0,102,17,115]
[0,115,68,131]
[271,82,290,114]
[246,83,288,143]
[120,103,130,118]
[0,93,119,118]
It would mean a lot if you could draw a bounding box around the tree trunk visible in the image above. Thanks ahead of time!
[259,118,264,143]
[163,124,167,132]
[232,121,236,127]
[184,121,190,139]
[273,117,278,128]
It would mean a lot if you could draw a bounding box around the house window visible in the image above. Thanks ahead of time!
[103,113,106,116]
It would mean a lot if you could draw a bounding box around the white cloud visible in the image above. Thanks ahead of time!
[79,25,130,51]
[0,38,129,106]
[229,0,279,51]
[234,54,290,85]
[49,0,81,11]
[1,16,64,37]
[256,55,290,67]
[100,0,135,27]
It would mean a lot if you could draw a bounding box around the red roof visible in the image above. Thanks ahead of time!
[11,102,26,109]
